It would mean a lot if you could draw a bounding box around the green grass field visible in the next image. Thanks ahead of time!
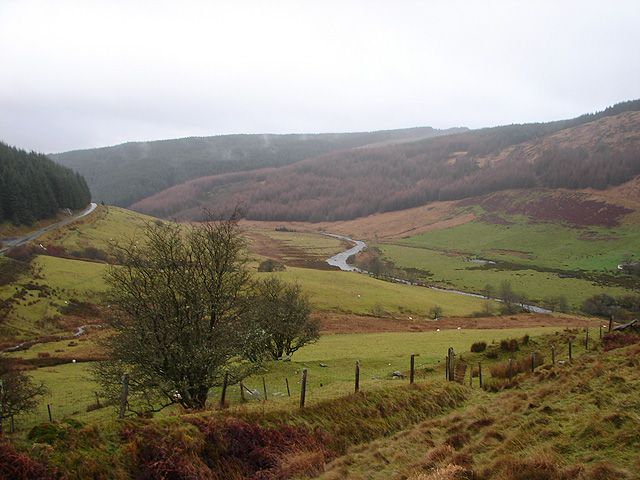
[377,243,631,310]
[36,204,156,253]
[265,266,496,318]
[393,219,640,272]
[374,217,640,310]
[7,325,585,433]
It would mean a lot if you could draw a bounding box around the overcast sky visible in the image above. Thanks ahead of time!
[2,0,639,154]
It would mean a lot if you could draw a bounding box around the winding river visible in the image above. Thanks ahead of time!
[324,233,551,314]
[324,233,367,271]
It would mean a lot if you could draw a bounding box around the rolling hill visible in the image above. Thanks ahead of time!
[127,100,640,222]
[49,127,465,208]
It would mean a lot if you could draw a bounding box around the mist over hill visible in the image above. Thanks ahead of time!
[50,127,464,208]
[129,100,640,222]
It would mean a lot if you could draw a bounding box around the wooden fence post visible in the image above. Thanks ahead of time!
[585,328,589,350]
[569,339,573,361]
[531,352,536,373]
[447,348,455,382]
[47,404,53,422]
[262,377,268,402]
[355,360,360,393]
[478,362,482,389]
[300,369,308,408]
[600,325,602,340]
[219,371,229,410]
[120,373,129,419]
[286,378,291,397]
[469,365,473,387]
[410,354,415,384]
[608,316,613,332]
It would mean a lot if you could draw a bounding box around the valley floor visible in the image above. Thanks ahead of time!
[316,312,600,335]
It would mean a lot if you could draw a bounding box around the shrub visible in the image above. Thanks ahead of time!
[45,245,66,257]
[490,354,545,379]
[485,349,498,359]
[0,440,59,480]
[602,333,640,351]
[470,342,487,353]
[4,245,38,263]
[500,339,519,352]
[257,258,286,272]
[83,247,108,261]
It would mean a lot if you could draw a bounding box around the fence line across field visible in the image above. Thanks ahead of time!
[5,327,594,433]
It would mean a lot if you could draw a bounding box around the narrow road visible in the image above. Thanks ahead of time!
[0,202,98,255]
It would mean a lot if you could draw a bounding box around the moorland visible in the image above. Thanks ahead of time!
[1,101,640,479]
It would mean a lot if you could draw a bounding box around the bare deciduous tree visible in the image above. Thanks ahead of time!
[95,211,260,412]
[245,277,319,361]
[0,357,47,434]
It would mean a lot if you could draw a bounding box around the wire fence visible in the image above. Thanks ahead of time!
[4,326,602,434]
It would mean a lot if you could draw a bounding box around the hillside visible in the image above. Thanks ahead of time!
[0,142,91,227]
[130,100,640,222]
[49,127,463,208]
[240,178,640,316]
[3,329,640,479]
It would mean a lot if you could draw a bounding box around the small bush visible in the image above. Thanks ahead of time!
[0,440,59,480]
[602,333,640,351]
[4,245,38,263]
[485,349,498,359]
[490,353,545,380]
[500,339,519,352]
[45,245,66,257]
[470,342,487,353]
[257,258,286,272]
[83,247,108,261]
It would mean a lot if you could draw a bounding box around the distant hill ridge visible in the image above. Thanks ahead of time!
[50,126,465,208]
[126,100,640,222]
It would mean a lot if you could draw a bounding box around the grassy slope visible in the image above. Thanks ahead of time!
[0,205,153,344]
[318,341,640,480]
[373,188,640,310]
[10,329,639,480]
[267,267,492,318]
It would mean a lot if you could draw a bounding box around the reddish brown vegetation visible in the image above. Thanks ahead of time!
[118,417,333,480]
[464,191,634,227]
[602,332,640,351]
[131,107,640,223]
[315,313,597,335]
[0,440,59,480]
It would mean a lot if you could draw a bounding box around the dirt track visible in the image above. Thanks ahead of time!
[315,312,602,335]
